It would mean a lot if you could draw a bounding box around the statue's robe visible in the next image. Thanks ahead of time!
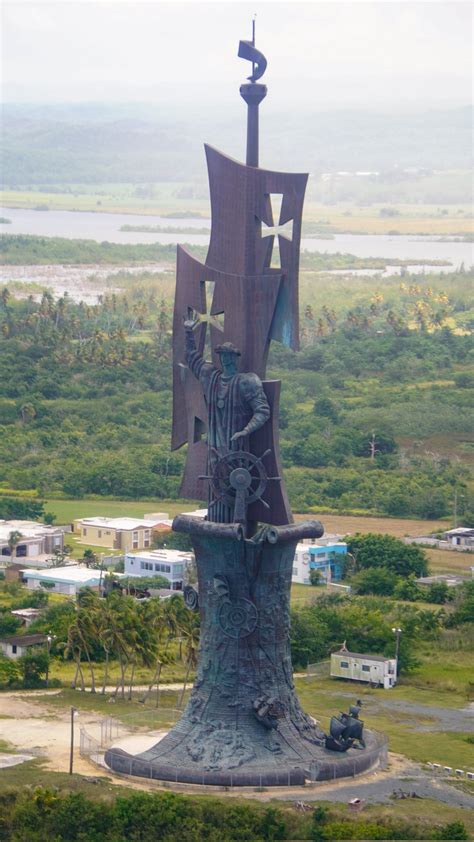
[186,339,270,523]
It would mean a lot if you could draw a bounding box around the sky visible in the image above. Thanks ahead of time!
[2,1,472,112]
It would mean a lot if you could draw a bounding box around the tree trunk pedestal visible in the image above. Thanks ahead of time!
[105,520,385,785]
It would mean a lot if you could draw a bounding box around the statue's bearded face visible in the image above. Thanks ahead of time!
[219,351,239,373]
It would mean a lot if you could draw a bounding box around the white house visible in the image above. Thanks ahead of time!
[0,520,64,564]
[331,646,397,689]
[442,528,474,550]
[0,633,49,659]
[416,574,466,589]
[182,509,207,518]
[21,566,103,597]
[124,549,193,590]
[11,608,42,627]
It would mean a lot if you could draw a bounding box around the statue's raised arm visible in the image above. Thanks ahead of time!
[184,317,215,394]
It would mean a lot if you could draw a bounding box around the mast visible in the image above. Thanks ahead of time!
[238,18,267,167]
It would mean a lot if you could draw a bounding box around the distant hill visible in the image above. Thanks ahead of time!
[1,103,472,187]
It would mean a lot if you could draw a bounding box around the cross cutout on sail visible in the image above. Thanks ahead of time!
[260,193,294,268]
[188,280,225,357]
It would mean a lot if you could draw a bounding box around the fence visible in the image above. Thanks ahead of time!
[306,660,330,677]
[81,713,388,789]
[306,731,388,782]
[99,716,123,748]
[104,732,388,788]
[79,708,182,768]
[79,728,101,764]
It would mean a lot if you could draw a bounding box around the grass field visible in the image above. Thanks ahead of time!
[45,497,200,525]
[290,583,322,606]
[426,547,473,576]
[45,498,451,536]
[47,653,191,688]
[297,512,451,538]
[47,498,460,574]
[30,686,189,729]
[295,675,474,771]
[48,498,464,574]
[1,189,472,234]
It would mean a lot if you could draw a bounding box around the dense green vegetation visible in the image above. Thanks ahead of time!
[290,583,474,670]
[0,266,472,517]
[0,233,451,269]
[0,786,469,841]
[289,535,473,671]
[0,234,183,265]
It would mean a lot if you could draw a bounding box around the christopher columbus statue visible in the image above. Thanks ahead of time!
[184,318,270,522]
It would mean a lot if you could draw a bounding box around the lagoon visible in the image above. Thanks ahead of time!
[1,206,472,271]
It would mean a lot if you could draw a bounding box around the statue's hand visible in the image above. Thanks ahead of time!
[231,430,247,442]
[183,311,199,331]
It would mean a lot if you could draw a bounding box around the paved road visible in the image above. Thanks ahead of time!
[313,684,474,734]
[361,698,474,733]
[270,761,474,810]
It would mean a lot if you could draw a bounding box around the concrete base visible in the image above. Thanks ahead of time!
[105,524,388,787]
[105,727,387,786]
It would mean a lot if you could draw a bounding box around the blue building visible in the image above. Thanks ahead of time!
[292,541,347,585]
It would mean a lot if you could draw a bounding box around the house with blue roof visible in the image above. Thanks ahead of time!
[292,540,347,585]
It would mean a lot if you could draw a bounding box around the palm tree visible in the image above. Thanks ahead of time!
[139,600,173,706]
[108,594,136,699]
[65,624,86,692]
[96,600,116,695]
[178,610,200,709]
[74,589,102,693]
[7,530,23,561]
[82,549,98,568]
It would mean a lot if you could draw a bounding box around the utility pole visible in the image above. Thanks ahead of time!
[69,707,77,774]
[98,553,105,597]
[45,633,52,687]
[392,627,402,677]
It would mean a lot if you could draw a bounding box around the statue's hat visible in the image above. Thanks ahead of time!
[214,341,241,356]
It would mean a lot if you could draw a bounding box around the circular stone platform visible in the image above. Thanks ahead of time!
[105,728,388,787]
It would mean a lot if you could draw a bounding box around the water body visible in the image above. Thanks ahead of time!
[1,206,472,271]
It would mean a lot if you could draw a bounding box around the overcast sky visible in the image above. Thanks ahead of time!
[2,1,472,112]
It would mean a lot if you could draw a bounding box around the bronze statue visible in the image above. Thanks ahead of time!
[184,318,270,522]
[105,26,384,788]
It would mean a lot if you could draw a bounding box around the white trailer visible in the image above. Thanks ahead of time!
[330,647,397,689]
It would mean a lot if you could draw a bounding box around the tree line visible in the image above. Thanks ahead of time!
[0,270,472,519]
[0,785,469,841]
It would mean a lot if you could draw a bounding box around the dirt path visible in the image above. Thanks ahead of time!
[0,691,104,775]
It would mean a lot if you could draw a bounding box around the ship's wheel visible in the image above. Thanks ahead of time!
[206,448,278,523]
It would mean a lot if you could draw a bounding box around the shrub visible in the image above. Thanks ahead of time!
[351,568,398,596]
